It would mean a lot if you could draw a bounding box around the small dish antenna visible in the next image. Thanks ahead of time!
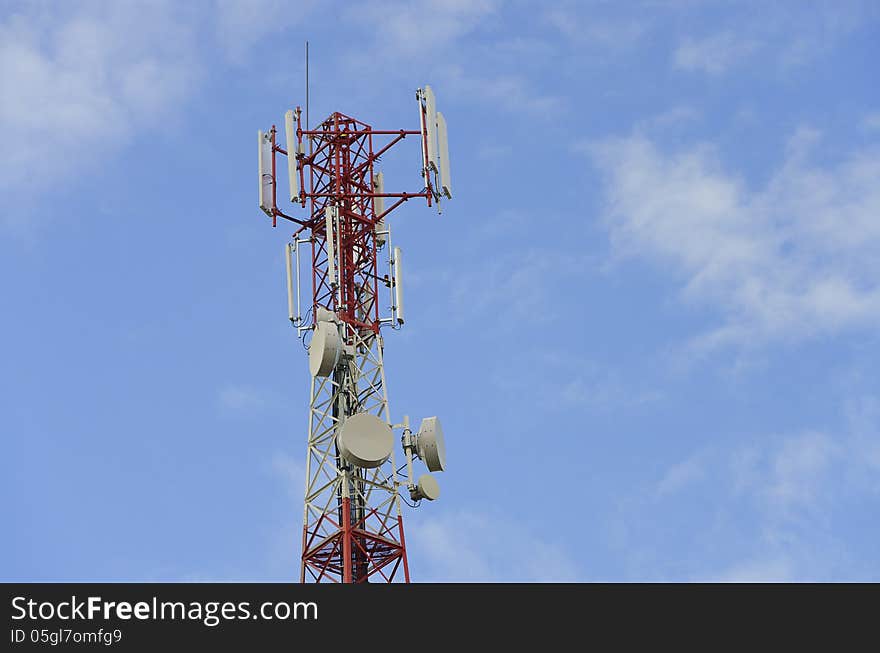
[415,416,446,472]
[309,321,341,377]
[412,473,440,501]
[337,413,394,469]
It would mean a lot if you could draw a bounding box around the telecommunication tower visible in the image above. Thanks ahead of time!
[256,85,452,583]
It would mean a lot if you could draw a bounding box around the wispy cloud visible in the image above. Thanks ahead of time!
[671,4,876,76]
[702,557,793,582]
[440,63,567,116]
[346,0,497,58]
[0,2,198,210]
[544,6,647,51]
[673,31,760,75]
[218,384,267,413]
[588,127,880,350]
[863,113,880,132]
[656,451,707,498]
[213,0,315,62]
[270,452,305,498]
[407,509,582,582]
[627,397,880,581]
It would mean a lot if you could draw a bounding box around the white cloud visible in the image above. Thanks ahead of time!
[640,397,880,580]
[0,0,312,226]
[765,432,839,511]
[544,7,646,51]
[703,557,793,582]
[673,31,759,74]
[863,113,880,132]
[656,452,707,497]
[672,5,875,75]
[270,452,305,499]
[560,374,662,412]
[213,0,313,62]
[218,384,267,412]
[440,63,566,116]
[407,509,582,582]
[347,0,497,58]
[589,129,880,349]
[0,2,198,220]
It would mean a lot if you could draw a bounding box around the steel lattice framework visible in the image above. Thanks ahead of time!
[263,108,433,583]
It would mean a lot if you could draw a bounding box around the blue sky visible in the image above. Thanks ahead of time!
[2,0,879,582]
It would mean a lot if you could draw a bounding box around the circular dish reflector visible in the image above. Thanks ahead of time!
[416,473,440,501]
[337,413,393,469]
[417,416,446,472]
[309,321,341,377]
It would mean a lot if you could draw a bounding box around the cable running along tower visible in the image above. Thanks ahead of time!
[257,85,452,583]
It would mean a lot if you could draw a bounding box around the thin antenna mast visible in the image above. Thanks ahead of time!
[305,41,311,155]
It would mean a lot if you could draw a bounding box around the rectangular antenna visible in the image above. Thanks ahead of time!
[285,242,296,323]
[325,206,336,288]
[393,246,405,325]
[373,171,386,247]
[258,130,273,216]
[284,110,299,202]
[424,85,438,173]
[437,111,452,199]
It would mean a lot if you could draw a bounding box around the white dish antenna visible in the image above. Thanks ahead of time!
[436,111,452,199]
[416,416,446,472]
[315,306,337,324]
[284,110,299,202]
[414,473,440,501]
[337,413,394,469]
[309,321,341,377]
[258,130,274,216]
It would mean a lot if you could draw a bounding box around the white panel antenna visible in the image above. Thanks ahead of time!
[424,85,438,174]
[284,110,300,202]
[373,171,386,247]
[324,206,337,289]
[285,242,296,323]
[436,111,452,199]
[393,246,405,325]
[258,130,274,216]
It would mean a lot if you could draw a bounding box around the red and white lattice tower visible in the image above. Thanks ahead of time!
[257,87,451,583]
